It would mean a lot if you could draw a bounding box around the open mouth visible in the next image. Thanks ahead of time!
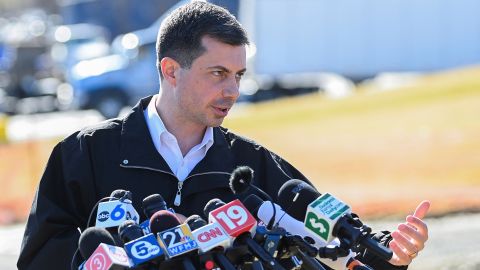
[213,106,230,116]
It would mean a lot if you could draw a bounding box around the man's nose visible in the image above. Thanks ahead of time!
[222,76,240,99]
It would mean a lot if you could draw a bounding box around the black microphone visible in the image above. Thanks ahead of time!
[142,194,168,218]
[117,220,144,244]
[277,180,393,261]
[277,179,320,221]
[140,193,170,235]
[78,227,116,260]
[110,189,133,202]
[78,227,130,269]
[229,166,277,230]
[203,198,226,218]
[185,215,208,230]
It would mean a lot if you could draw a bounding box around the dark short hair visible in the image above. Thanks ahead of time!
[156,1,249,78]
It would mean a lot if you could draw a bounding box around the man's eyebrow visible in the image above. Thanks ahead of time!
[207,66,247,74]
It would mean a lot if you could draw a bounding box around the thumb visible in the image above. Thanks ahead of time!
[413,200,431,219]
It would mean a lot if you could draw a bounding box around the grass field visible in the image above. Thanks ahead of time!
[1,66,479,223]
[224,66,480,218]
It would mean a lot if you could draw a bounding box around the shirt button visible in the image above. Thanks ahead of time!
[123,159,129,165]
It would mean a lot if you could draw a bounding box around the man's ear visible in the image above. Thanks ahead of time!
[160,57,179,86]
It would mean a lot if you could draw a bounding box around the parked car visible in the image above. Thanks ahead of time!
[67,35,158,118]
[64,0,190,118]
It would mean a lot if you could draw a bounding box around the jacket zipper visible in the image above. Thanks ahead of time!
[120,164,230,206]
[174,171,232,206]
[174,181,183,206]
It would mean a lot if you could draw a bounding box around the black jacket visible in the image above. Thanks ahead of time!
[17,96,406,270]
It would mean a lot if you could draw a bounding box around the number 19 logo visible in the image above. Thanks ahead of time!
[209,199,256,237]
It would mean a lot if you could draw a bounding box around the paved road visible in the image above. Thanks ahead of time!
[2,213,480,269]
[0,223,24,269]
[367,213,480,270]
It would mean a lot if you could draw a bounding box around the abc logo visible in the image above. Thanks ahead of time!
[97,211,110,222]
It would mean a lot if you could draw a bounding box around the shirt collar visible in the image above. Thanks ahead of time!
[197,125,214,154]
[145,94,214,152]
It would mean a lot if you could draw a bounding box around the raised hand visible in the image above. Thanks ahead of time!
[388,200,430,266]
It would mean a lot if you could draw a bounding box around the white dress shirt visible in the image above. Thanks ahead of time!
[143,95,214,181]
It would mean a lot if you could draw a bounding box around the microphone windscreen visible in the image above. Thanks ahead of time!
[142,194,167,218]
[229,166,254,194]
[110,189,132,201]
[277,179,321,221]
[149,210,181,234]
[203,198,226,218]
[185,215,207,231]
[118,220,144,244]
[242,194,264,217]
[78,227,116,259]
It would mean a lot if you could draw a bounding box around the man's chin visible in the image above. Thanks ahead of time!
[207,118,225,127]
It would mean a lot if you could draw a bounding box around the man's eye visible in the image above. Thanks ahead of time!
[236,73,245,80]
[212,70,224,76]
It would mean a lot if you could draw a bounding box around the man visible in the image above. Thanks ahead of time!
[18,2,429,269]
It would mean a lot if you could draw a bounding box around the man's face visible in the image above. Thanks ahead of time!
[172,36,246,128]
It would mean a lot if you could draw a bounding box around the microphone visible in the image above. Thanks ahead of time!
[204,198,286,270]
[150,210,198,270]
[186,215,231,252]
[186,215,236,270]
[244,194,354,270]
[95,189,139,229]
[149,210,183,236]
[140,194,169,234]
[78,227,131,270]
[78,227,116,260]
[117,220,165,267]
[253,222,327,270]
[229,166,277,230]
[118,220,144,244]
[110,189,133,201]
[277,179,320,221]
[277,180,393,261]
[143,194,168,218]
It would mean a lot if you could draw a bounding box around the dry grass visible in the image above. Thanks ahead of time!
[225,66,480,218]
[1,67,479,223]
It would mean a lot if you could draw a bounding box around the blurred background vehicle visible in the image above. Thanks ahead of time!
[50,23,110,71]
[0,10,61,115]
[3,0,480,117]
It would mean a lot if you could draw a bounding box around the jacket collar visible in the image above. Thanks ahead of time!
[119,96,234,177]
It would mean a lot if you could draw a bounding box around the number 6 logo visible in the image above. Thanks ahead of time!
[110,204,125,221]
